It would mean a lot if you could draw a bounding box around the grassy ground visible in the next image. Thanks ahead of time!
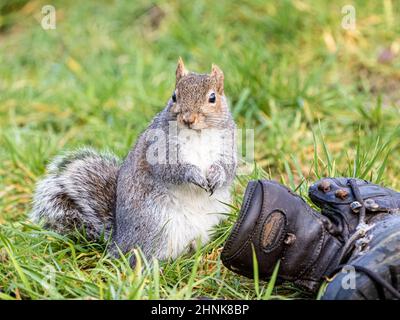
[0,0,399,300]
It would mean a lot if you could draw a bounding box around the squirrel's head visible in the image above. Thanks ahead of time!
[170,57,230,130]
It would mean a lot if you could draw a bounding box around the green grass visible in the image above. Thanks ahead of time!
[0,0,399,300]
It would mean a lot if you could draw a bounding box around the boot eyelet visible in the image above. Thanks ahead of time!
[283,233,296,245]
[335,189,349,200]
[318,180,331,193]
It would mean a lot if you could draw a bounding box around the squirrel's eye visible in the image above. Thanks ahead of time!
[172,92,177,103]
[209,92,216,103]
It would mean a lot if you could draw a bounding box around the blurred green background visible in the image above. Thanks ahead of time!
[0,0,399,299]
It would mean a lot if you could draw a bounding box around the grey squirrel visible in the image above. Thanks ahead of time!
[30,58,237,265]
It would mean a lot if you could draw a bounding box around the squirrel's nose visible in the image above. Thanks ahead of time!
[182,114,196,126]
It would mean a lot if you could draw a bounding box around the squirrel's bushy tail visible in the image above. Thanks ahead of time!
[30,148,121,241]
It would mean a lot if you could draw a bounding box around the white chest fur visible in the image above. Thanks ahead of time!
[161,185,231,259]
[177,128,224,175]
[159,128,233,260]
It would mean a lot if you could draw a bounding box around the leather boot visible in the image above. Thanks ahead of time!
[221,180,343,292]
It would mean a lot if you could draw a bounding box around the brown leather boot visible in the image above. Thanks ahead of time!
[221,180,343,292]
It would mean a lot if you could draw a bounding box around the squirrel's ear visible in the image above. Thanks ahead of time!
[211,64,224,94]
[176,57,188,84]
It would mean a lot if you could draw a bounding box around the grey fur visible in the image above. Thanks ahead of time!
[111,106,236,261]
[30,148,121,241]
[31,63,237,266]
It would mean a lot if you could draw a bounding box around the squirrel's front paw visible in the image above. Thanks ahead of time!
[186,166,209,192]
[206,163,226,195]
